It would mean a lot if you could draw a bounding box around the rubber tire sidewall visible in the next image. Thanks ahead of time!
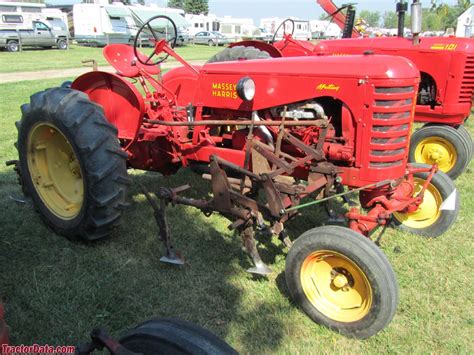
[456,124,473,161]
[120,318,237,355]
[409,125,470,179]
[392,163,459,237]
[18,96,89,233]
[285,226,398,339]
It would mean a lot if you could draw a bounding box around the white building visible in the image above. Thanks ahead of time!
[456,5,474,37]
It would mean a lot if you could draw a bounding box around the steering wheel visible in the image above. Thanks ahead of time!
[271,18,295,44]
[133,15,177,66]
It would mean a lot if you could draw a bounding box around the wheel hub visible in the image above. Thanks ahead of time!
[300,251,373,322]
[415,137,457,172]
[332,273,349,289]
[27,123,84,219]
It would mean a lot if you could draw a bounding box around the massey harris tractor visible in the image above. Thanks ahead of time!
[11,16,459,339]
[236,0,474,179]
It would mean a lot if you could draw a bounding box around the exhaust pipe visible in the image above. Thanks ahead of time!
[411,0,422,45]
[396,1,408,37]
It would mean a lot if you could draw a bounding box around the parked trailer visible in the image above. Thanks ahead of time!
[72,3,136,46]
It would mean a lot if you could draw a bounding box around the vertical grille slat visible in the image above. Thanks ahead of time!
[459,56,474,103]
[369,86,415,169]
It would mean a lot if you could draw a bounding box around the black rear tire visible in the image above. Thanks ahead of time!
[285,226,398,339]
[409,124,470,179]
[392,163,459,237]
[119,318,237,355]
[17,88,129,241]
[206,45,270,64]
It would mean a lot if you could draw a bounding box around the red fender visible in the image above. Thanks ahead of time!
[71,71,145,142]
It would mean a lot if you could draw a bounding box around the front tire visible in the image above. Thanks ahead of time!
[392,163,459,237]
[456,124,473,160]
[409,124,470,179]
[285,226,398,339]
[17,88,129,241]
[119,318,237,354]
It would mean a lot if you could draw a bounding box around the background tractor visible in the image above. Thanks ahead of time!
[232,0,474,179]
[12,16,459,339]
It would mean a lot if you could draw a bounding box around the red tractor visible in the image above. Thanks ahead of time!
[12,16,459,339]
[237,0,473,179]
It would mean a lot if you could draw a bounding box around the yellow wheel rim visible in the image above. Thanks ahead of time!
[414,137,457,173]
[393,177,442,229]
[300,250,373,323]
[27,123,84,220]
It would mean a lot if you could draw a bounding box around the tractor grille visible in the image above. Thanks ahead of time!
[369,86,415,169]
[459,55,474,104]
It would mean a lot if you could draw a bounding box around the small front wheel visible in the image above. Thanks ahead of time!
[392,163,459,237]
[285,226,398,339]
[409,124,470,179]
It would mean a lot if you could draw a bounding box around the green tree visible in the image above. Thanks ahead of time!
[358,10,381,27]
[184,0,209,15]
[168,0,184,9]
[383,11,398,28]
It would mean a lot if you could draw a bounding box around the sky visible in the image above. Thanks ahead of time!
[207,0,460,24]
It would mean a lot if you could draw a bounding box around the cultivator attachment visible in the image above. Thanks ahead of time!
[139,122,347,274]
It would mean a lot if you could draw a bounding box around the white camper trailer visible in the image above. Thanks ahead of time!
[0,1,67,31]
[73,2,136,46]
[185,13,219,36]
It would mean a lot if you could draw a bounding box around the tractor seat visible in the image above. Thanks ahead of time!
[103,44,160,78]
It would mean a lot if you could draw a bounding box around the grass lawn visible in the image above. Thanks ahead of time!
[0,78,473,354]
[0,44,222,73]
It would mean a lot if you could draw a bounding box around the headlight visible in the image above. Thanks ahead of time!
[236,77,255,101]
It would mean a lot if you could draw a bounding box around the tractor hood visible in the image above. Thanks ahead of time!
[200,54,418,79]
[316,36,474,54]
[189,54,419,111]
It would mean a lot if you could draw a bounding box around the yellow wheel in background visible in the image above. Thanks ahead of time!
[27,123,83,220]
[392,163,459,238]
[393,177,442,230]
[300,250,372,323]
[409,125,470,179]
[413,137,457,173]
[285,226,398,339]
